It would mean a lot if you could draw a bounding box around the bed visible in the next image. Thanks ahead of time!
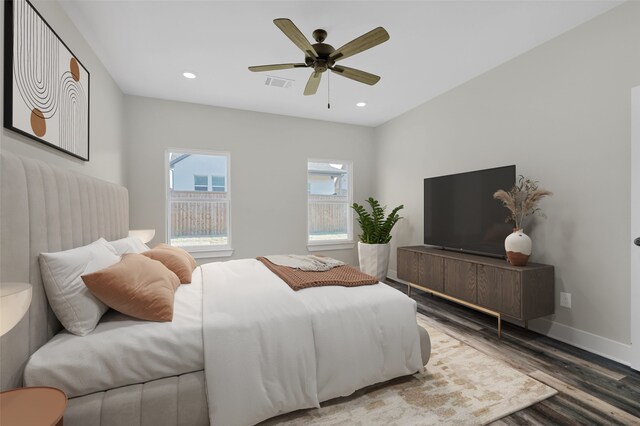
[0,152,431,426]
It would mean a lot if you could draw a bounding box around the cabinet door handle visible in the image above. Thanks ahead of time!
[635,237,640,247]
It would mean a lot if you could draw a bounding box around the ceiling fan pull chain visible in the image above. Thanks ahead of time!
[327,71,331,109]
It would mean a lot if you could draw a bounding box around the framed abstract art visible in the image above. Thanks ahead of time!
[3,0,90,161]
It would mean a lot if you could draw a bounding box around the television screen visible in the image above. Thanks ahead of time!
[424,165,515,257]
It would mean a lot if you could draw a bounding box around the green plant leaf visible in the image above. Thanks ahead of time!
[351,198,404,244]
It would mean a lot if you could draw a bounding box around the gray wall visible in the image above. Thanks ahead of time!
[125,96,375,265]
[374,2,640,345]
[0,0,126,185]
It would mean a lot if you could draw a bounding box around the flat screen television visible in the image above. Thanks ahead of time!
[424,165,515,258]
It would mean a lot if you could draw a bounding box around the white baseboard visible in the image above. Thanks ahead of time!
[387,269,633,367]
[526,318,632,366]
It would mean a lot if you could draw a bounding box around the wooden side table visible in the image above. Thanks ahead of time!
[0,387,67,426]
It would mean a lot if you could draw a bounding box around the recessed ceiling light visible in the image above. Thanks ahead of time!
[182,72,196,79]
[356,102,367,107]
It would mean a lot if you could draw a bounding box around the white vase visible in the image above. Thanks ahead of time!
[357,242,390,282]
[504,229,532,266]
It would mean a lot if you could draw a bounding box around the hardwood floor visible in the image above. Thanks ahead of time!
[385,280,640,425]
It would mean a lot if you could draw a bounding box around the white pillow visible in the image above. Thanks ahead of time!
[109,237,150,255]
[39,238,121,336]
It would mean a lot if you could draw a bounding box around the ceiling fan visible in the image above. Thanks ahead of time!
[249,19,390,96]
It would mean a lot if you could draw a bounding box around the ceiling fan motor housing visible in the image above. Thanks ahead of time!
[308,30,335,72]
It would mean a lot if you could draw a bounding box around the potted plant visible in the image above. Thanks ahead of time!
[493,176,553,266]
[351,197,404,281]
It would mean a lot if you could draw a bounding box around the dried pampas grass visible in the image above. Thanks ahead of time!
[493,176,552,230]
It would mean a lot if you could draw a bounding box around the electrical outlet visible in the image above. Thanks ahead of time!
[560,292,572,309]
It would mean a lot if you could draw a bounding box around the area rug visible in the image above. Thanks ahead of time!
[264,313,557,425]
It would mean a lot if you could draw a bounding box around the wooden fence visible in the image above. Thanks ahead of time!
[308,203,348,234]
[170,190,228,237]
[170,191,349,237]
[308,194,349,234]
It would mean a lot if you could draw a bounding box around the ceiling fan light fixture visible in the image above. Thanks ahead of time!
[356,102,367,107]
[182,72,197,79]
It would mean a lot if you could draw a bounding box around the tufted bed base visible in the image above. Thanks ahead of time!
[65,371,208,426]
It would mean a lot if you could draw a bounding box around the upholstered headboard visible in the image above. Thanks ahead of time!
[0,152,129,390]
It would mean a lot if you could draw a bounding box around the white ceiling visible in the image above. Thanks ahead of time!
[60,0,622,127]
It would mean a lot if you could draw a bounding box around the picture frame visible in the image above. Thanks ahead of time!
[3,0,90,161]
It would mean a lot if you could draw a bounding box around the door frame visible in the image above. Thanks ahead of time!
[631,86,640,371]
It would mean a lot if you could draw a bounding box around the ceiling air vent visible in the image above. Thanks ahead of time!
[265,76,294,89]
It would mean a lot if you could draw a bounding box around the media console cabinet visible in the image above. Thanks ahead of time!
[397,246,554,337]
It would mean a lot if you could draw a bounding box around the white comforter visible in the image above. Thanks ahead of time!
[201,259,423,426]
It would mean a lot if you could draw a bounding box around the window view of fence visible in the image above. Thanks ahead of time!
[168,152,230,248]
[170,191,229,246]
[308,161,352,242]
[308,195,349,241]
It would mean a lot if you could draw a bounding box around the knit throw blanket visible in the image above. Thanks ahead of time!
[257,256,378,291]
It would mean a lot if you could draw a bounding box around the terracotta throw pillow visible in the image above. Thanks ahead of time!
[82,254,180,322]
[142,244,197,284]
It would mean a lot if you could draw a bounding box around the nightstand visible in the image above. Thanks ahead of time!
[0,387,67,426]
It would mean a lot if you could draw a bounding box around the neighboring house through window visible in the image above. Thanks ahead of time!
[168,151,232,257]
[307,160,353,248]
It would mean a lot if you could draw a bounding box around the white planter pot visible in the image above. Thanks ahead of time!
[358,242,391,282]
[504,229,532,266]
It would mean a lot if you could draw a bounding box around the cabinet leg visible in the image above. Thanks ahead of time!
[524,320,529,329]
[497,314,502,338]
[407,284,412,297]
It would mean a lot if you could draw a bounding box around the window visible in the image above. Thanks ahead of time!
[307,160,353,247]
[211,176,226,192]
[194,175,208,191]
[168,151,232,257]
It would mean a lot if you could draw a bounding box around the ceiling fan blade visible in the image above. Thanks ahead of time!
[304,71,322,96]
[329,27,389,62]
[248,63,307,72]
[274,18,319,59]
[330,65,380,85]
